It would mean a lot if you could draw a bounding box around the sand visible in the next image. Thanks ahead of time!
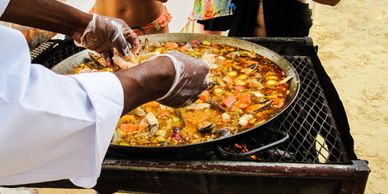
[310,0,388,193]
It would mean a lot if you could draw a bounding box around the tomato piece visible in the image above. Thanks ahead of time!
[223,95,236,108]
[233,86,244,97]
[191,39,199,46]
[120,124,139,134]
[237,94,252,105]
[234,85,244,91]
[199,90,210,102]
[221,61,233,67]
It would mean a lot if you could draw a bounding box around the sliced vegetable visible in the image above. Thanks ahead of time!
[227,71,238,77]
[202,40,211,45]
[199,90,210,101]
[237,94,252,105]
[165,42,179,49]
[222,95,237,108]
[191,39,199,45]
[120,124,139,134]
[223,76,233,84]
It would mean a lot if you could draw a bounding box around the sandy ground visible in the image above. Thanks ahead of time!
[1,0,387,193]
[309,0,388,193]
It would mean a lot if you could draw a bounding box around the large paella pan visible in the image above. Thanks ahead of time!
[52,33,300,155]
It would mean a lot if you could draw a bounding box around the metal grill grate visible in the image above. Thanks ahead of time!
[243,56,350,164]
[39,42,84,68]
[37,43,350,164]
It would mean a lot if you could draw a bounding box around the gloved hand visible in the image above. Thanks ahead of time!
[114,50,209,113]
[150,50,209,108]
[72,13,140,67]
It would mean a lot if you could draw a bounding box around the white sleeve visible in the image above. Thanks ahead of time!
[0,0,10,16]
[0,26,124,188]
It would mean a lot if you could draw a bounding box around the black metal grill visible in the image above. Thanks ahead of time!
[266,56,348,163]
[26,37,369,194]
[31,39,84,68]
[32,39,350,164]
[218,56,349,164]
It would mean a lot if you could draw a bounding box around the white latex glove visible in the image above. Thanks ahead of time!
[148,50,209,108]
[72,13,140,67]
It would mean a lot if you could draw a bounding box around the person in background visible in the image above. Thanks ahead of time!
[94,0,171,35]
[191,0,340,37]
[190,0,236,35]
[229,0,341,37]
[0,0,208,188]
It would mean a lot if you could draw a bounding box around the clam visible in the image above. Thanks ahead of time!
[221,112,231,122]
[226,51,240,58]
[214,128,231,137]
[239,114,254,127]
[133,107,146,117]
[238,51,256,58]
[257,74,263,83]
[145,112,159,135]
[197,121,215,133]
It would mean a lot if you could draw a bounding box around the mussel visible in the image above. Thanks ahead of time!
[88,52,105,68]
[173,127,182,133]
[209,100,226,112]
[247,100,273,113]
[197,121,215,133]
[207,82,216,90]
[247,63,258,71]
[174,110,186,127]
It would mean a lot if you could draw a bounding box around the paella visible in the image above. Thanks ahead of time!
[71,39,292,147]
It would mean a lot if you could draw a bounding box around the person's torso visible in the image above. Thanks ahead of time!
[95,0,163,27]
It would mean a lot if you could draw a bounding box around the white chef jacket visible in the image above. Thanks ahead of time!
[0,0,124,188]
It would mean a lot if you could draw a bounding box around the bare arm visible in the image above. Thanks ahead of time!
[1,0,91,37]
[114,56,175,114]
[313,0,340,6]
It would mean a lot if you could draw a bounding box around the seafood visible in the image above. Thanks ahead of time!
[72,40,290,146]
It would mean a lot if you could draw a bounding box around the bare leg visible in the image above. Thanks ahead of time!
[254,0,267,37]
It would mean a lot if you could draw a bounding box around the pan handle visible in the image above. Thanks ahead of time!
[217,128,289,158]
